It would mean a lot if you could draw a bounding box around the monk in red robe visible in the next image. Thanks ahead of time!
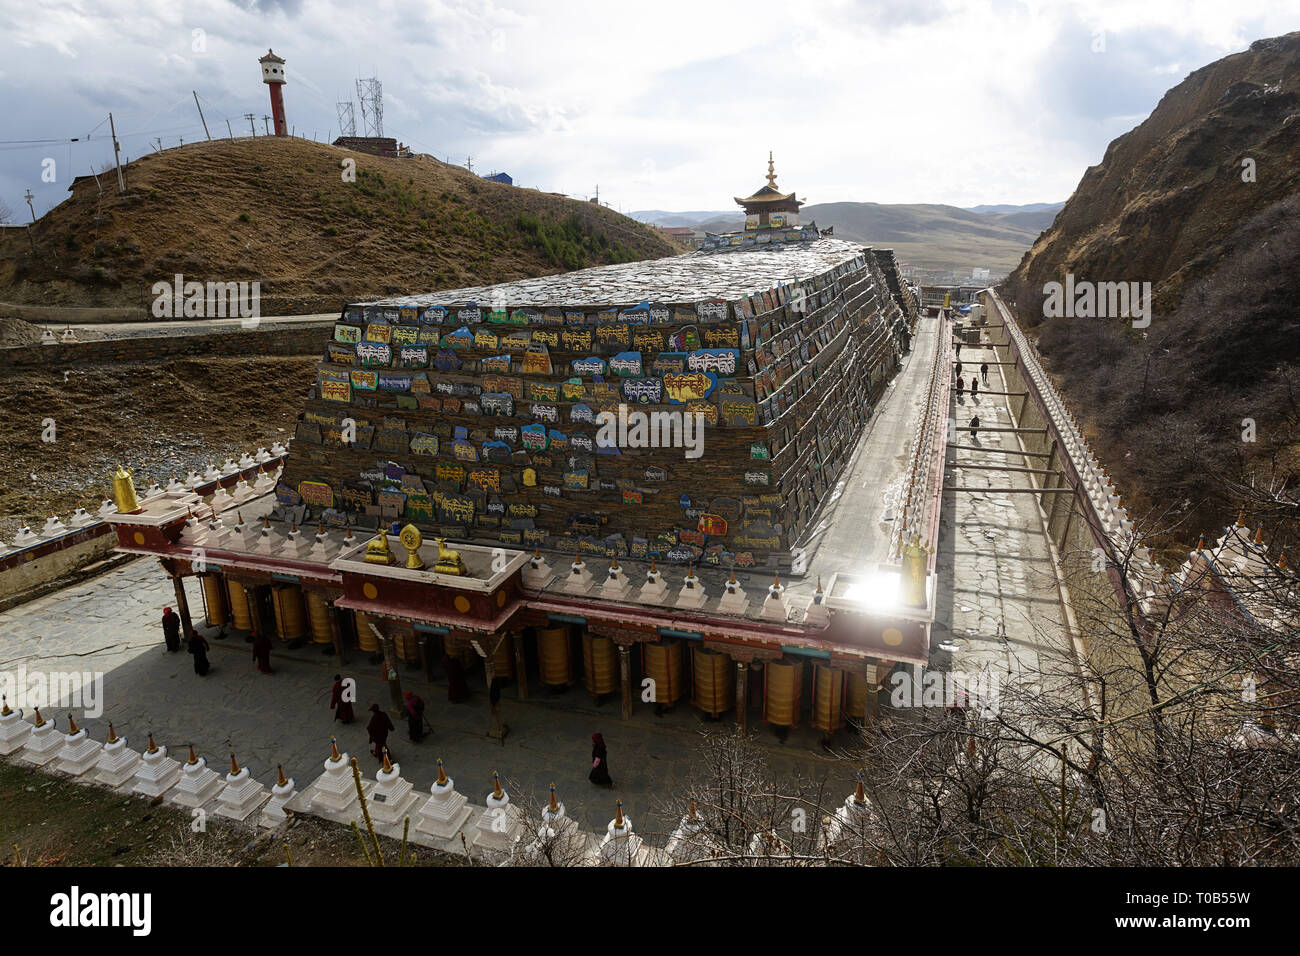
[366,703,394,760]
[251,631,273,674]
[330,675,354,723]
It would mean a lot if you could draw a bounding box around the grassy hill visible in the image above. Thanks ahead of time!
[999,32,1300,546]
[669,202,1055,273]
[0,137,684,315]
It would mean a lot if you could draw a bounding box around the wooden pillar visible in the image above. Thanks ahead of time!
[171,576,195,640]
[326,602,346,667]
[373,622,404,715]
[618,644,632,721]
[484,650,507,741]
[420,633,433,683]
[242,584,263,641]
[735,660,748,733]
[513,631,529,701]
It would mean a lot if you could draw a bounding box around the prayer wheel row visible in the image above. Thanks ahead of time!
[691,647,733,717]
[538,626,574,687]
[642,639,685,705]
[271,585,306,642]
[582,633,619,695]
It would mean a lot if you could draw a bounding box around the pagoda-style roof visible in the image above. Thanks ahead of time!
[735,152,801,208]
[259,48,285,63]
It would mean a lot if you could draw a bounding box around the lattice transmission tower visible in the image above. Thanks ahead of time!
[356,78,383,137]
[336,101,356,138]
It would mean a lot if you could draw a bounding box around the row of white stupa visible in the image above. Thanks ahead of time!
[38,326,81,345]
[0,442,288,556]
[0,704,873,865]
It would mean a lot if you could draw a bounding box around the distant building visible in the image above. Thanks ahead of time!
[972,267,990,281]
[483,172,513,185]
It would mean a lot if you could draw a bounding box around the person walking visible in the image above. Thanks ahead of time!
[330,674,354,724]
[970,377,979,398]
[589,732,613,787]
[187,629,211,676]
[366,703,394,760]
[251,631,273,674]
[969,415,981,439]
[955,341,962,359]
[955,360,963,380]
[980,362,989,385]
[161,607,181,653]
[403,690,426,742]
[955,376,964,396]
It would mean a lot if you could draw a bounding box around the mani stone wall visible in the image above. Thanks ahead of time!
[277,239,908,569]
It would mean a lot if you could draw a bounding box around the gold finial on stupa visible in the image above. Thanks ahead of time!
[329,736,342,762]
[548,783,559,813]
[187,743,199,765]
[66,714,79,735]
[146,732,159,754]
[230,752,240,775]
[276,763,289,787]
[32,708,46,728]
[436,758,448,787]
[106,722,117,744]
[491,771,504,800]
[614,799,626,829]
[381,748,394,773]
[853,773,866,805]
[1,696,12,717]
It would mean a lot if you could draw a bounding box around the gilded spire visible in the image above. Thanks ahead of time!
[548,783,559,813]
[106,722,117,743]
[491,770,504,800]
[67,714,79,735]
[276,763,289,787]
[614,799,626,829]
[381,747,394,773]
[329,736,342,761]
[766,151,777,188]
[853,772,866,805]
[146,732,158,754]
[187,743,199,765]
[33,707,45,728]
[436,758,449,787]
[230,752,240,775]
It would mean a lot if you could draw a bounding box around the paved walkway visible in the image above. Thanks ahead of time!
[933,330,1075,703]
[0,555,861,841]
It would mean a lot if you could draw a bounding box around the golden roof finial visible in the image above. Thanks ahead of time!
[67,714,79,735]
[766,150,777,188]
[106,722,117,743]
[187,743,199,765]
[436,758,449,787]
[33,707,45,728]
[1196,534,1205,553]
[146,732,158,754]
[276,763,289,787]
[230,752,240,775]
[381,748,394,773]
[329,736,342,761]
[491,770,504,800]
[1254,525,1265,545]
[1236,509,1246,527]
[548,783,559,813]
[853,772,866,805]
[614,799,626,829]
[0,695,10,717]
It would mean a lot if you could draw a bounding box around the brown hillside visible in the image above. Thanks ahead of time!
[0,137,684,315]
[998,32,1300,549]
[1002,32,1300,315]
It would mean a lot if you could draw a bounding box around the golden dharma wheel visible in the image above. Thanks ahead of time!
[226,578,252,631]
[354,611,379,652]
[811,664,846,733]
[764,659,801,728]
[691,647,733,717]
[201,575,227,628]
[491,635,515,679]
[846,671,870,721]
[538,626,573,687]
[271,585,306,641]
[305,591,333,645]
[582,633,619,696]
[642,639,684,705]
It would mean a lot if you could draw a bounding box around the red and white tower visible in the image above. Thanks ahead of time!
[259,48,288,137]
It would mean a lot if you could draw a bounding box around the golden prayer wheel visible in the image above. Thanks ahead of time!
[582,633,619,696]
[691,647,733,717]
[811,664,846,733]
[442,635,476,668]
[538,626,574,687]
[354,611,379,652]
[271,585,306,641]
[846,671,870,722]
[305,591,334,645]
[763,659,802,727]
[394,630,420,662]
[226,578,252,631]
[200,575,227,628]
[491,635,515,680]
[642,639,685,705]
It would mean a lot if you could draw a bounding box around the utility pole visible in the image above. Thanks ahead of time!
[244,113,256,136]
[24,188,36,223]
[225,118,233,139]
[192,91,211,140]
[107,112,126,193]
[262,115,271,135]
[466,155,473,173]
[154,138,162,153]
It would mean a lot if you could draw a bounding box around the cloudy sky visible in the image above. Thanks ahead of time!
[1,0,1297,219]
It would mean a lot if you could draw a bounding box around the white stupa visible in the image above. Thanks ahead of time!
[521,548,555,589]
[52,714,103,776]
[664,796,713,865]
[129,734,182,798]
[212,752,271,822]
[524,784,588,863]
[0,696,33,756]
[91,724,142,789]
[16,708,63,767]
[413,759,473,843]
[637,560,669,605]
[259,764,298,828]
[367,749,421,830]
[597,800,654,866]
[674,565,707,610]
[167,744,226,809]
[296,737,369,821]
[470,772,524,854]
